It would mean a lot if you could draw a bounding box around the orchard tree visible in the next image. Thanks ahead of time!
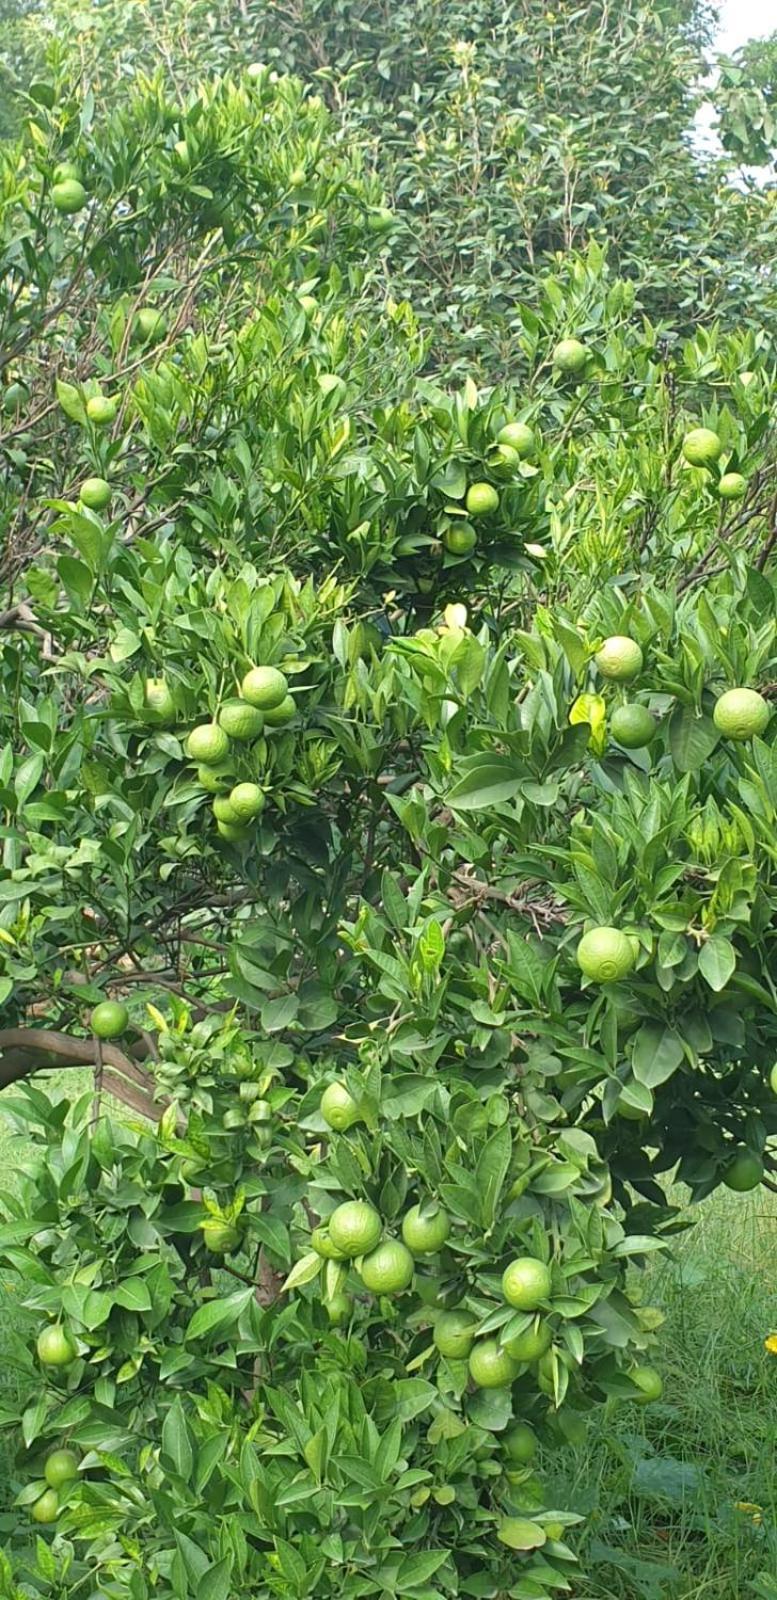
[1,68,776,1600]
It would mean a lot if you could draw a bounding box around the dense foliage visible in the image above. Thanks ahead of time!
[0,13,775,1600]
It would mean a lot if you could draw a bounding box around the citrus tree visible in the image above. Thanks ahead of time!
[1,66,776,1600]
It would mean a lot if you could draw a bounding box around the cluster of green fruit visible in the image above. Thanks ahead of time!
[27,1445,81,1526]
[593,632,770,751]
[682,426,748,500]
[50,160,88,216]
[303,1173,663,1408]
[181,664,296,840]
[443,419,536,558]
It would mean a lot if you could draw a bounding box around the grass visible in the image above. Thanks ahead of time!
[0,1086,775,1594]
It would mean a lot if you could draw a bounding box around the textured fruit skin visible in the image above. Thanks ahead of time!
[228,782,265,822]
[52,179,87,213]
[325,1293,352,1327]
[241,666,288,710]
[497,420,536,457]
[718,471,746,500]
[594,635,644,681]
[401,1204,450,1255]
[682,427,722,466]
[504,1318,552,1363]
[359,1238,415,1294]
[213,796,240,825]
[144,678,176,723]
[218,699,264,740]
[31,1489,59,1523]
[90,1000,129,1038]
[468,1339,520,1388]
[310,1226,347,1260]
[489,443,520,476]
[328,1201,382,1258]
[722,1149,763,1192]
[53,161,80,183]
[713,687,770,741]
[216,819,250,842]
[553,338,587,373]
[186,723,230,764]
[576,926,635,983]
[629,1364,663,1403]
[770,1062,777,1096]
[465,482,499,516]
[502,1422,537,1463]
[201,1220,240,1253]
[444,524,478,555]
[86,395,118,425]
[610,704,655,749]
[433,1310,476,1359]
[79,476,112,510]
[501,1257,552,1311]
[321,1082,361,1131]
[37,1326,77,1367]
[132,307,166,344]
[44,1448,79,1489]
[263,693,297,727]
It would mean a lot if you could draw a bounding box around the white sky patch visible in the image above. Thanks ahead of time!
[693,0,775,173]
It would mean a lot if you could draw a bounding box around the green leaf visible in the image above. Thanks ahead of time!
[56,379,87,425]
[631,1023,685,1088]
[161,1398,193,1479]
[196,1557,233,1600]
[281,1251,321,1293]
[476,1123,512,1228]
[446,755,526,810]
[669,707,719,772]
[184,1288,254,1342]
[698,935,736,992]
[261,993,299,1032]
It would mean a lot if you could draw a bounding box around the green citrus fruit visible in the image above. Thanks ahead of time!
[321,1082,362,1132]
[186,723,230,764]
[576,926,635,983]
[241,666,289,710]
[610,704,656,749]
[212,796,240,824]
[37,1326,77,1367]
[367,206,395,233]
[44,1449,79,1489]
[488,443,520,476]
[770,1062,777,1095]
[263,693,297,728]
[616,1095,648,1121]
[718,472,746,500]
[503,1422,537,1464]
[444,524,478,555]
[497,421,536,458]
[401,1204,450,1255]
[31,1489,59,1523]
[310,1226,347,1260]
[90,1000,129,1039]
[465,482,499,516]
[143,677,176,724]
[682,427,722,466]
[54,160,80,183]
[216,819,250,843]
[85,395,118,425]
[722,1148,763,1192]
[228,782,265,822]
[218,700,264,741]
[553,338,587,373]
[359,1238,415,1295]
[594,636,643,681]
[132,307,167,344]
[502,1258,552,1311]
[201,1219,240,1254]
[328,1200,382,1258]
[433,1310,477,1359]
[3,381,28,414]
[325,1292,352,1327]
[468,1339,521,1389]
[52,179,87,214]
[712,688,770,741]
[79,476,112,511]
[629,1364,663,1404]
[504,1318,552,1363]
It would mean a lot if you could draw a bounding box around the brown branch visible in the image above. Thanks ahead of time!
[0,1027,161,1122]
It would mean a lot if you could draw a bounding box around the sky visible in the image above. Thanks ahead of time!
[714,0,774,53]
